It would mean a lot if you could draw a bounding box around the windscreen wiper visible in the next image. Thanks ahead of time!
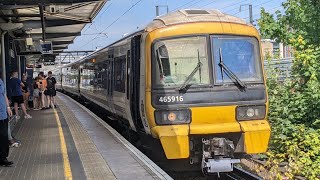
[178,61,203,92]
[219,48,247,89]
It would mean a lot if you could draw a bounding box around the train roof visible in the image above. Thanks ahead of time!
[145,9,249,32]
[54,9,250,70]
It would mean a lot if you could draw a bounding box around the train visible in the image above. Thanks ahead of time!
[52,9,271,175]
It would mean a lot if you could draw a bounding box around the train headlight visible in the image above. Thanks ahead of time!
[236,105,266,121]
[246,108,255,117]
[155,109,191,125]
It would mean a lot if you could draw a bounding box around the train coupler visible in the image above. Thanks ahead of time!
[201,138,240,175]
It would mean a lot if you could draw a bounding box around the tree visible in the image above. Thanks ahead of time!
[258,0,320,45]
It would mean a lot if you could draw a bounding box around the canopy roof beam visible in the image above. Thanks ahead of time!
[53,46,67,50]
[52,41,73,45]
[0,1,103,5]
[31,32,81,39]
[64,1,95,12]
[15,19,86,28]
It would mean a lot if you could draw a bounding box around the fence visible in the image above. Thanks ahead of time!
[264,58,294,81]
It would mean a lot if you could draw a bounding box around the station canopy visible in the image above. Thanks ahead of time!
[0,0,107,64]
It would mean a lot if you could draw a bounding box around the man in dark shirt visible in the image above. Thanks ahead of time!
[8,71,32,119]
[45,71,57,108]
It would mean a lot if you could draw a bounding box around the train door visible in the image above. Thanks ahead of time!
[121,49,136,131]
[130,35,144,132]
[101,61,109,111]
[78,65,81,94]
[106,51,115,114]
[59,68,62,90]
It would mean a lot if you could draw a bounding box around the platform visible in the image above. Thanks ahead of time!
[0,93,172,180]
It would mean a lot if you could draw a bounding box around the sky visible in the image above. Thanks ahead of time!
[67,0,285,51]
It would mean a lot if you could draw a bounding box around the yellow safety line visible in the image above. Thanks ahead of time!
[54,108,73,180]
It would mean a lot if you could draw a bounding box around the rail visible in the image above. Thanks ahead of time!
[224,166,262,180]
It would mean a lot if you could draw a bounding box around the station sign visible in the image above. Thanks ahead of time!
[41,54,55,62]
[40,41,53,54]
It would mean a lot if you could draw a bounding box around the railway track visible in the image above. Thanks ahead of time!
[169,167,262,180]
[223,167,262,180]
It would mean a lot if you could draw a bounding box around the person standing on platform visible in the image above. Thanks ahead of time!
[0,72,14,166]
[21,74,30,110]
[45,71,57,108]
[8,71,32,119]
[33,77,40,110]
[38,73,47,110]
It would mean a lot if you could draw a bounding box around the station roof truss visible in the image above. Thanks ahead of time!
[0,0,107,63]
[56,50,94,64]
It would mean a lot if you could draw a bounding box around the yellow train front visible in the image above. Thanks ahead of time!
[141,9,270,174]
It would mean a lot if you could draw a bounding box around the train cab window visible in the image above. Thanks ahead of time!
[114,56,126,92]
[211,36,263,84]
[152,36,210,88]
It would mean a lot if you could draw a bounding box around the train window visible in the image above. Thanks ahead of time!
[114,56,126,92]
[152,36,210,88]
[81,62,95,89]
[211,36,263,83]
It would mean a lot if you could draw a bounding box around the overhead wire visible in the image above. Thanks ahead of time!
[232,0,276,15]
[99,2,113,17]
[200,0,229,8]
[171,0,199,12]
[82,23,94,33]
[77,0,143,49]
[172,0,246,12]
[223,0,251,13]
[99,0,143,33]
[81,2,113,34]
[92,21,100,31]
[184,0,206,9]
[220,0,248,10]
[243,4,283,22]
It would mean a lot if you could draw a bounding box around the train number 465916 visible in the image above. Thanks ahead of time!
[159,96,184,103]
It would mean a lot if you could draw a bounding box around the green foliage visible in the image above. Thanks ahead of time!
[264,44,320,179]
[258,0,320,45]
[258,0,320,179]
